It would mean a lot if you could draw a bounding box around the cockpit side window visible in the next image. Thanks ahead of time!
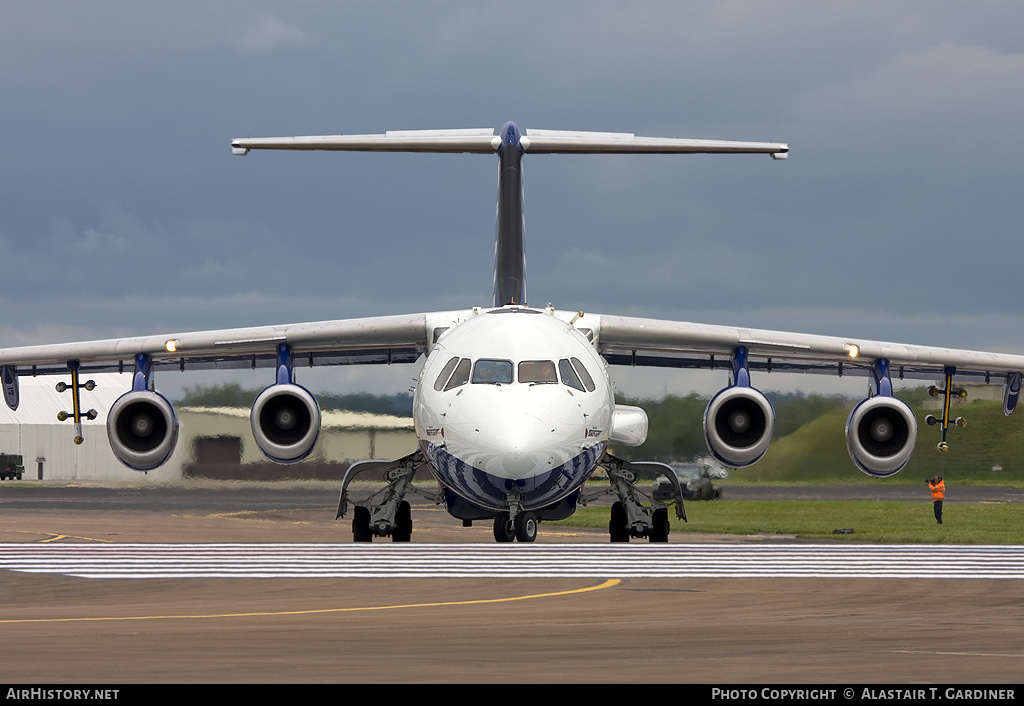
[558,358,585,391]
[472,359,513,385]
[444,358,472,391]
[433,356,460,392]
[519,360,557,384]
[570,357,596,392]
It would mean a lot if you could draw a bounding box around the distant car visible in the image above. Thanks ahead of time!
[653,462,723,501]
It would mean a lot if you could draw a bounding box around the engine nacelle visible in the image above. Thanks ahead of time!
[703,386,775,467]
[250,383,321,464]
[106,390,179,471]
[845,396,917,477]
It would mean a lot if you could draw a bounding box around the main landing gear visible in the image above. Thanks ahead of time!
[583,453,685,543]
[337,451,439,542]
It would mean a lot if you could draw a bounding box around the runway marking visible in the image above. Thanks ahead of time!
[0,578,620,625]
[38,533,113,544]
[1,531,113,543]
[0,543,1021,579]
[890,649,1024,658]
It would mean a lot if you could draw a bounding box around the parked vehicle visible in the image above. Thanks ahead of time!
[653,459,725,501]
[0,453,25,481]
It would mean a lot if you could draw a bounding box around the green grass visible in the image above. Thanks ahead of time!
[729,400,1024,484]
[552,500,1024,543]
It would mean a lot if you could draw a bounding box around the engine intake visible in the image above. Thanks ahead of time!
[107,390,179,471]
[845,396,917,477]
[703,386,774,467]
[250,383,321,464]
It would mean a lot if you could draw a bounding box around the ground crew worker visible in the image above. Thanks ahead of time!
[927,475,945,524]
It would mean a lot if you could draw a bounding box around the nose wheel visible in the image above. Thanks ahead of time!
[493,510,537,542]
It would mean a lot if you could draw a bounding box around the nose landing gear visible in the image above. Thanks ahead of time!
[493,507,538,542]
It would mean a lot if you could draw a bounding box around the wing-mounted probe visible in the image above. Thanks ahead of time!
[925,367,967,452]
[55,360,97,445]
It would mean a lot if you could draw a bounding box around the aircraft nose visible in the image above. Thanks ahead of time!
[482,410,559,478]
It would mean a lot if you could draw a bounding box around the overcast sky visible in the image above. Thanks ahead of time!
[2,2,1023,399]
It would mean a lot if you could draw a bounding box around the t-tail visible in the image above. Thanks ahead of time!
[231,123,788,307]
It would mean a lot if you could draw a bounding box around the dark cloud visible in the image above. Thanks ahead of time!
[2,2,1023,397]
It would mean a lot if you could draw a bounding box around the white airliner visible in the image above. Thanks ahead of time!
[2,121,1022,544]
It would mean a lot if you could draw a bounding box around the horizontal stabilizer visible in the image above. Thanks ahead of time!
[522,129,788,158]
[232,129,498,155]
[232,127,788,159]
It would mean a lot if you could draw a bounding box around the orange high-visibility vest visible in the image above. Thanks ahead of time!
[929,481,945,501]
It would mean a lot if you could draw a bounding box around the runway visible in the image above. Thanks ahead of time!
[3,543,1023,579]
[1,484,1022,683]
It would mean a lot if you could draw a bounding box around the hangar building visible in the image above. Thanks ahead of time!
[0,374,416,482]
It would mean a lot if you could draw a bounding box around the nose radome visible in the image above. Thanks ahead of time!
[484,411,555,478]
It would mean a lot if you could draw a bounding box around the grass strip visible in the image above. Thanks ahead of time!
[551,500,1024,544]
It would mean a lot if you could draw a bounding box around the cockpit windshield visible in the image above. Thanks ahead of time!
[433,356,595,391]
[519,360,557,384]
[558,358,585,391]
[472,359,513,384]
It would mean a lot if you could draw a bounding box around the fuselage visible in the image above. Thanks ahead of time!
[413,306,613,518]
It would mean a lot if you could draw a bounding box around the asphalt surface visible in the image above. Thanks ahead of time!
[1,482,1022,684]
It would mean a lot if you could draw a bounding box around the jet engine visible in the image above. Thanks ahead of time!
[250,383,321,464]
[703,386,775,467]
[845,396,917,477]
[107,390,179,471]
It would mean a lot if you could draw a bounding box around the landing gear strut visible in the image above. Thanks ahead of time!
[584,453,685,543]
[338,451,439,542]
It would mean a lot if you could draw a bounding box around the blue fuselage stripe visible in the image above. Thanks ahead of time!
[420,440,606,512]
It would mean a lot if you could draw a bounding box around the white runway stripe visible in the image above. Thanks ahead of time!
[0,544,1022,579]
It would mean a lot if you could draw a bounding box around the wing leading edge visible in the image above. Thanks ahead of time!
[591,311,1023,477]
[592,313,1024,383]
[0,313,452,376]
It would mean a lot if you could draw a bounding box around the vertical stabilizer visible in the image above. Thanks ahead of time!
[493,122,527,307]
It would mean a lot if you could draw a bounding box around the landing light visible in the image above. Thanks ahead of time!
[844,343,860,358]
[165,339,181,353]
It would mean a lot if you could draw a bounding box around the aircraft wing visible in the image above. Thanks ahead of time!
[0,312,447,376]
[591,313,1024,384]
[0,311,468,471]
[590,312,1024,475]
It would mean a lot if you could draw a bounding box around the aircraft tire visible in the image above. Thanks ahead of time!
[514,511,538,543]
[392,501,412,542]
[493,512,515,543]
[649,507,669,543]
[352,506,373,542]
[609,502,629,543]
